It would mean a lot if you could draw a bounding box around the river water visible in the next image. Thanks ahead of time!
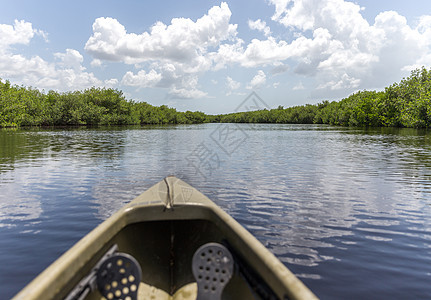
[1,123,431,299]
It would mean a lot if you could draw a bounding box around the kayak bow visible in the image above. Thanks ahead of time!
[14,176,317,300]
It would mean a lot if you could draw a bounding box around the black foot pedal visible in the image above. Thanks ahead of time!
[96,252,142,300]
[192,243,234,300]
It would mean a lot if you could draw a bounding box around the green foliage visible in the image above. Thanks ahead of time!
[212,67,431,128]
[1,67,431,128]
[0,81,208,127]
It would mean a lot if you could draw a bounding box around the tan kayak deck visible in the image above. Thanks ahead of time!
[14,176,318,300]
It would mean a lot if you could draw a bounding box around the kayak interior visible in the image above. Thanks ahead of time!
[77,218,259,300]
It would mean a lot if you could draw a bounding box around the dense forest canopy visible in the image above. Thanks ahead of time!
[0,83,207,127]
[1,67,431,128]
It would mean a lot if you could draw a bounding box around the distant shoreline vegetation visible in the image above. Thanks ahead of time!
[1,67,431,128]
[0,83,207,127]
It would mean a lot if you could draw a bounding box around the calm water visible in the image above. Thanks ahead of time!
[1,123,431,299]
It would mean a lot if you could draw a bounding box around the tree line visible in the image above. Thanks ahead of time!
[211,67,431,128]
[1,67,431,128]
[0,82,207,127]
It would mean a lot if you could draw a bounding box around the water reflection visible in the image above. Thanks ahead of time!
[201,125,431,295]
[1,124,431,298]
[0,129,47,172]
[0,128,129,230]
[90,125,212,219]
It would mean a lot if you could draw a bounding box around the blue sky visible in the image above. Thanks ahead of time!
[1,0,431,114]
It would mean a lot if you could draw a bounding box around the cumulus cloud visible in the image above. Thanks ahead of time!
[90,59,103,68]
[214,37,295,69]
[0,20,101,91]
[168,87,207,99]
[238,0,431,91]
[211,0,431,93]
[0,20,35,47]
[248,19,271,37]
[247,70,267,89]
[85,2,238,98]
[120,63,207,98]
[121,69,162,87]
[317,73,360,90]
[104,78,119,87]
[54,49,85,71]
[85,2,236,68]
[0,51,101,91]
[0,19,48,49]
[225,76,241,95]
[226,76,240,90]
[4,1,431,101]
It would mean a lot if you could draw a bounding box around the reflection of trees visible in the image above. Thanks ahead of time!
[345,127,431,183]
[0,127,129,229]
[0,127,129,173]
[0,129,47,172]
[2,124,431,275]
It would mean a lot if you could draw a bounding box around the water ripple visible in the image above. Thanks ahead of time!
[1,125,431,299]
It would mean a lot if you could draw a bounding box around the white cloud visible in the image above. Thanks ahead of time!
[226,76,240,90]
[317,73,360,90]
[214,37,290,68]
[0,19,49,49]
[225,76,241,95]
[35,29,49,42]
[85,2,237,98]
[211,39,245,70]
[213,26,347,70]
[247,70,267,89]
[54,49,85,71]
[248,19,271,37]
[167,75,207,99]
[256,0,431,91]
[104,78,119,87]
[121,66,207,99]
[0,20,35,48]
[85,2,236,68]
[417,15,431,38]
[0,51,101,91]
[161,0,429,95]
[122,69,162,87]
[3,1,431,102]
[269,0,368,34]
[168,87,207,99]
[0,20,102,91]
[90,59,103,68]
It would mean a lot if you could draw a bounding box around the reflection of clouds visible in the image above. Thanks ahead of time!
[2,124,431,296]
[0,129,131,230]
[0,179,42,230]
[91,126,211,219]
[91,177,144,219]
[207,125,431,278]
[0,157,96,230]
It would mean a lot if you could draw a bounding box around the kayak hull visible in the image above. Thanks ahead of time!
[14,177,317,300]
